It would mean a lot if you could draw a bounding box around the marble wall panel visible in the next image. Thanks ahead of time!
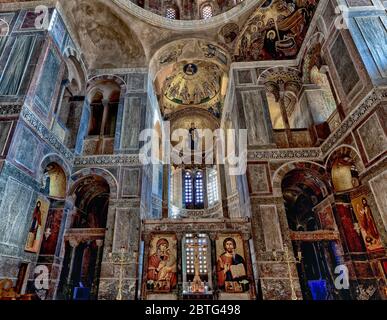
[369,170,387,232]
[240,90,273,146]
[121,168,141,197]
[237,70,253,85]
[261,278,301,300]
[121,96,144,149]
[247,163,270,194]
[323,0,336,30]
[75,104,90,155]
[260,205,284,251]
[34,47,61,115]
[0,121,12,156]
[357,113,387,162]
[354,16,387,80]
[14,125,40,172]
[347,0,373,6]
[0,178,34,248]
[113,209,131,252]
[128,73,146,92]
[49,12,66,50]
[330,33,360,96]
[0,35,36,95]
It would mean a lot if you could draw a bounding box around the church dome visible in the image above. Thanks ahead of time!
[129,0,245,20]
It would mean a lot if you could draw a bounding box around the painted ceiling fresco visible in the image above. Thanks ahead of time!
[162,61,223,117]
[163,61,221,105]
[234,0,319,61]
[62,0,145,69]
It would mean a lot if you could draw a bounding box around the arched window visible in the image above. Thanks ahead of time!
[166,7,177,19]
[195,171,204,205]
[207,167,219,206]
[201,4,213,19]
[183,170,204,209]
[184,171,193,206]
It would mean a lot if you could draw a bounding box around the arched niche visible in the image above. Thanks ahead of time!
[83,76,125,155]
[70,175,110,229]
[326,146,364,193]
[281,167,347,300]
[41,162,67,199]
[54,51,87,150]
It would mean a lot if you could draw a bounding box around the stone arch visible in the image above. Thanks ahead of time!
[325,145,364,192]
[325,144,364,173]
[69,167,118,199]
[87,74,127,101]
[63,48,87,95]
[38,154,70,199]
[38,153,71,181]
[272,161,330,196]
[258,66,302,87]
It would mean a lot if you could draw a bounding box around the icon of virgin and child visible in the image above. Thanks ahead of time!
[147,238,177,292]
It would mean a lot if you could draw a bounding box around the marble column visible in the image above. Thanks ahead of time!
[91,239,104,299]
[162,164,170,219]
[66,239,79,291]
[250,198,302,300]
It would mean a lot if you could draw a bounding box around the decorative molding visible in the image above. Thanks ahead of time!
[289,230,340,241]
[0,104,22,116]
[20,107,74,162]
[248,148,322,161]
[74,154,141,167]
[321,89,385,155]
[177,202,223,219]
[143,218,251,234]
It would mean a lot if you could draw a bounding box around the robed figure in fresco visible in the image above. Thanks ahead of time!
[26,201,42,251]
[147,238,177,291]
[357,198,380,242]
[217,237,247,291]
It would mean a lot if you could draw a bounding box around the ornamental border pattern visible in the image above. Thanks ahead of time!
[21,107,74,162]
[320,89,384,154]
[73,154,140,167]
[0,104,22,116]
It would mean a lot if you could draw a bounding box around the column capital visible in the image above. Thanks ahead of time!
[96,239,104,248]
[69,238,80,248]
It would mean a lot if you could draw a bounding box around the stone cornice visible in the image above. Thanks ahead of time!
[320,88,385,155]
[21,107,74,162]
[247,148,322,162]
[73,154,141,167]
